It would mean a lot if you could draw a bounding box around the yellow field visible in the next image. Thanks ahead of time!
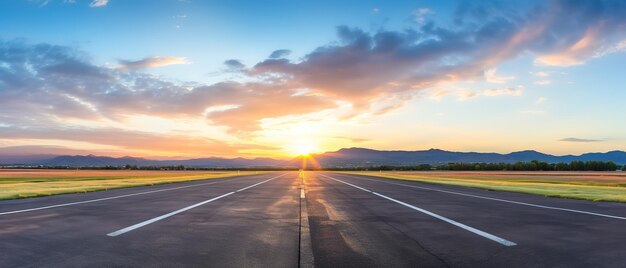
[339,171,626,202]
[0,169,266,200]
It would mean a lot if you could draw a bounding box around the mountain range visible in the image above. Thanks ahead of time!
[1,147,625,168]
[305,148,626,167]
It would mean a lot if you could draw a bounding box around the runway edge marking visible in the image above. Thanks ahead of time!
[346,174,626,220]
[0,174,258,216]
[107,173,287,237]
[320,174,517,247]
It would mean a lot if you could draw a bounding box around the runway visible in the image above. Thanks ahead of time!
[2,171,626,267]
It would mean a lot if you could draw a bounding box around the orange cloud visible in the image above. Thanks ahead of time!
[118,56,189,70]
[0,127,277,158]
[535,27,600,66]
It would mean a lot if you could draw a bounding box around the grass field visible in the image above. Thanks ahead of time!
[339,171,626,203]
[0,169,266,200]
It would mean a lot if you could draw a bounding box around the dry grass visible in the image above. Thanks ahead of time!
[0,169,267,200]
[338,171,626,203]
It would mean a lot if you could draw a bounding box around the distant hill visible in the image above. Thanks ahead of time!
[303,148,626,167]
[36,155,147,167]
[1,147,625,167]
[33,155,291,168]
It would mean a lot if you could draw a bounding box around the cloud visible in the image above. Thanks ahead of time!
[223,59,245,70]
[483,86,524,97]
[252,25,476,109]
[484,68,515,83]
[89,0,109,8]
[531,71,566,85]
[334,136,370,143]
[118,56,188,70]
[530,1,626,66]
[0,40,336,136]
[2,0,626,156]
[559,137,602,143]
[0,127,274,157]
[457,90,477,101]
[37,0,50,7]
[412,8,434,24]
[534,80,552,85]
[431,85,524,101]
[536,97,547,104]
[250,0,626,114]
[530,71,551,77]
[0,145,92,156]
[268,49,291,59]
[596,39,626,57]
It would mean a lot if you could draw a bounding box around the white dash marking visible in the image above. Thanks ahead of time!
[348,175,626,220]
[107,192,235,237]
[301,189,305,199]
[236,176,281,192]
[321,174,517,247]
[0,178,241,216]
[107,173,285,236]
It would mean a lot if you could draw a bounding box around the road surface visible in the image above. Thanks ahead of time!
[2,171,626,267]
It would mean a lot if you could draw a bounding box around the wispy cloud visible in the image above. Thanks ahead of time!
[223,59,245,70]
[0,127,273,157]
[268,49,291,59]
[531,1,626,66]
[530,71,551,77]
[89,0,108,8]
[118,56,189,70]
[37,0,50,7]
[412,8,434,24]
[334,136,370,143]
[520,110,545,115]
[483,86,524,97]
[432,85,524,101]
[536,97,548,104]
[534,80,552,85]
[559,137,602,143]
[484,69,515,84]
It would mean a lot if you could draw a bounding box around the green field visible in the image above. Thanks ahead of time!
[0,169,267,200]
[339,171,626,203]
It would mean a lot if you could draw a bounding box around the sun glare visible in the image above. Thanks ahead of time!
[290,142,318,156]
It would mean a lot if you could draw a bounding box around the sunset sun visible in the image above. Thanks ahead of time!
[290,142,318,157]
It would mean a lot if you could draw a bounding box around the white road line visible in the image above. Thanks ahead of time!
[0,176,253,216]
[107,192,235,237]
[321,174,517,247]
[235,176,280,192]
[107,174,286,237]
[341,174,626,220]
[301,189,305,199]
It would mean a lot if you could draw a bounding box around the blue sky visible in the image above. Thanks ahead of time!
[1,0,463,83]
[1,0,625,158]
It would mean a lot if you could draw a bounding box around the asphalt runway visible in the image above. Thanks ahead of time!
[2,172,626,267]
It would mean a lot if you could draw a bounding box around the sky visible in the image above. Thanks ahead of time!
[1,0,626,159]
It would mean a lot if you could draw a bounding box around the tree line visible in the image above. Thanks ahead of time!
[2,160,624,171]
[0,165,296,171]
[356,160,624,171]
